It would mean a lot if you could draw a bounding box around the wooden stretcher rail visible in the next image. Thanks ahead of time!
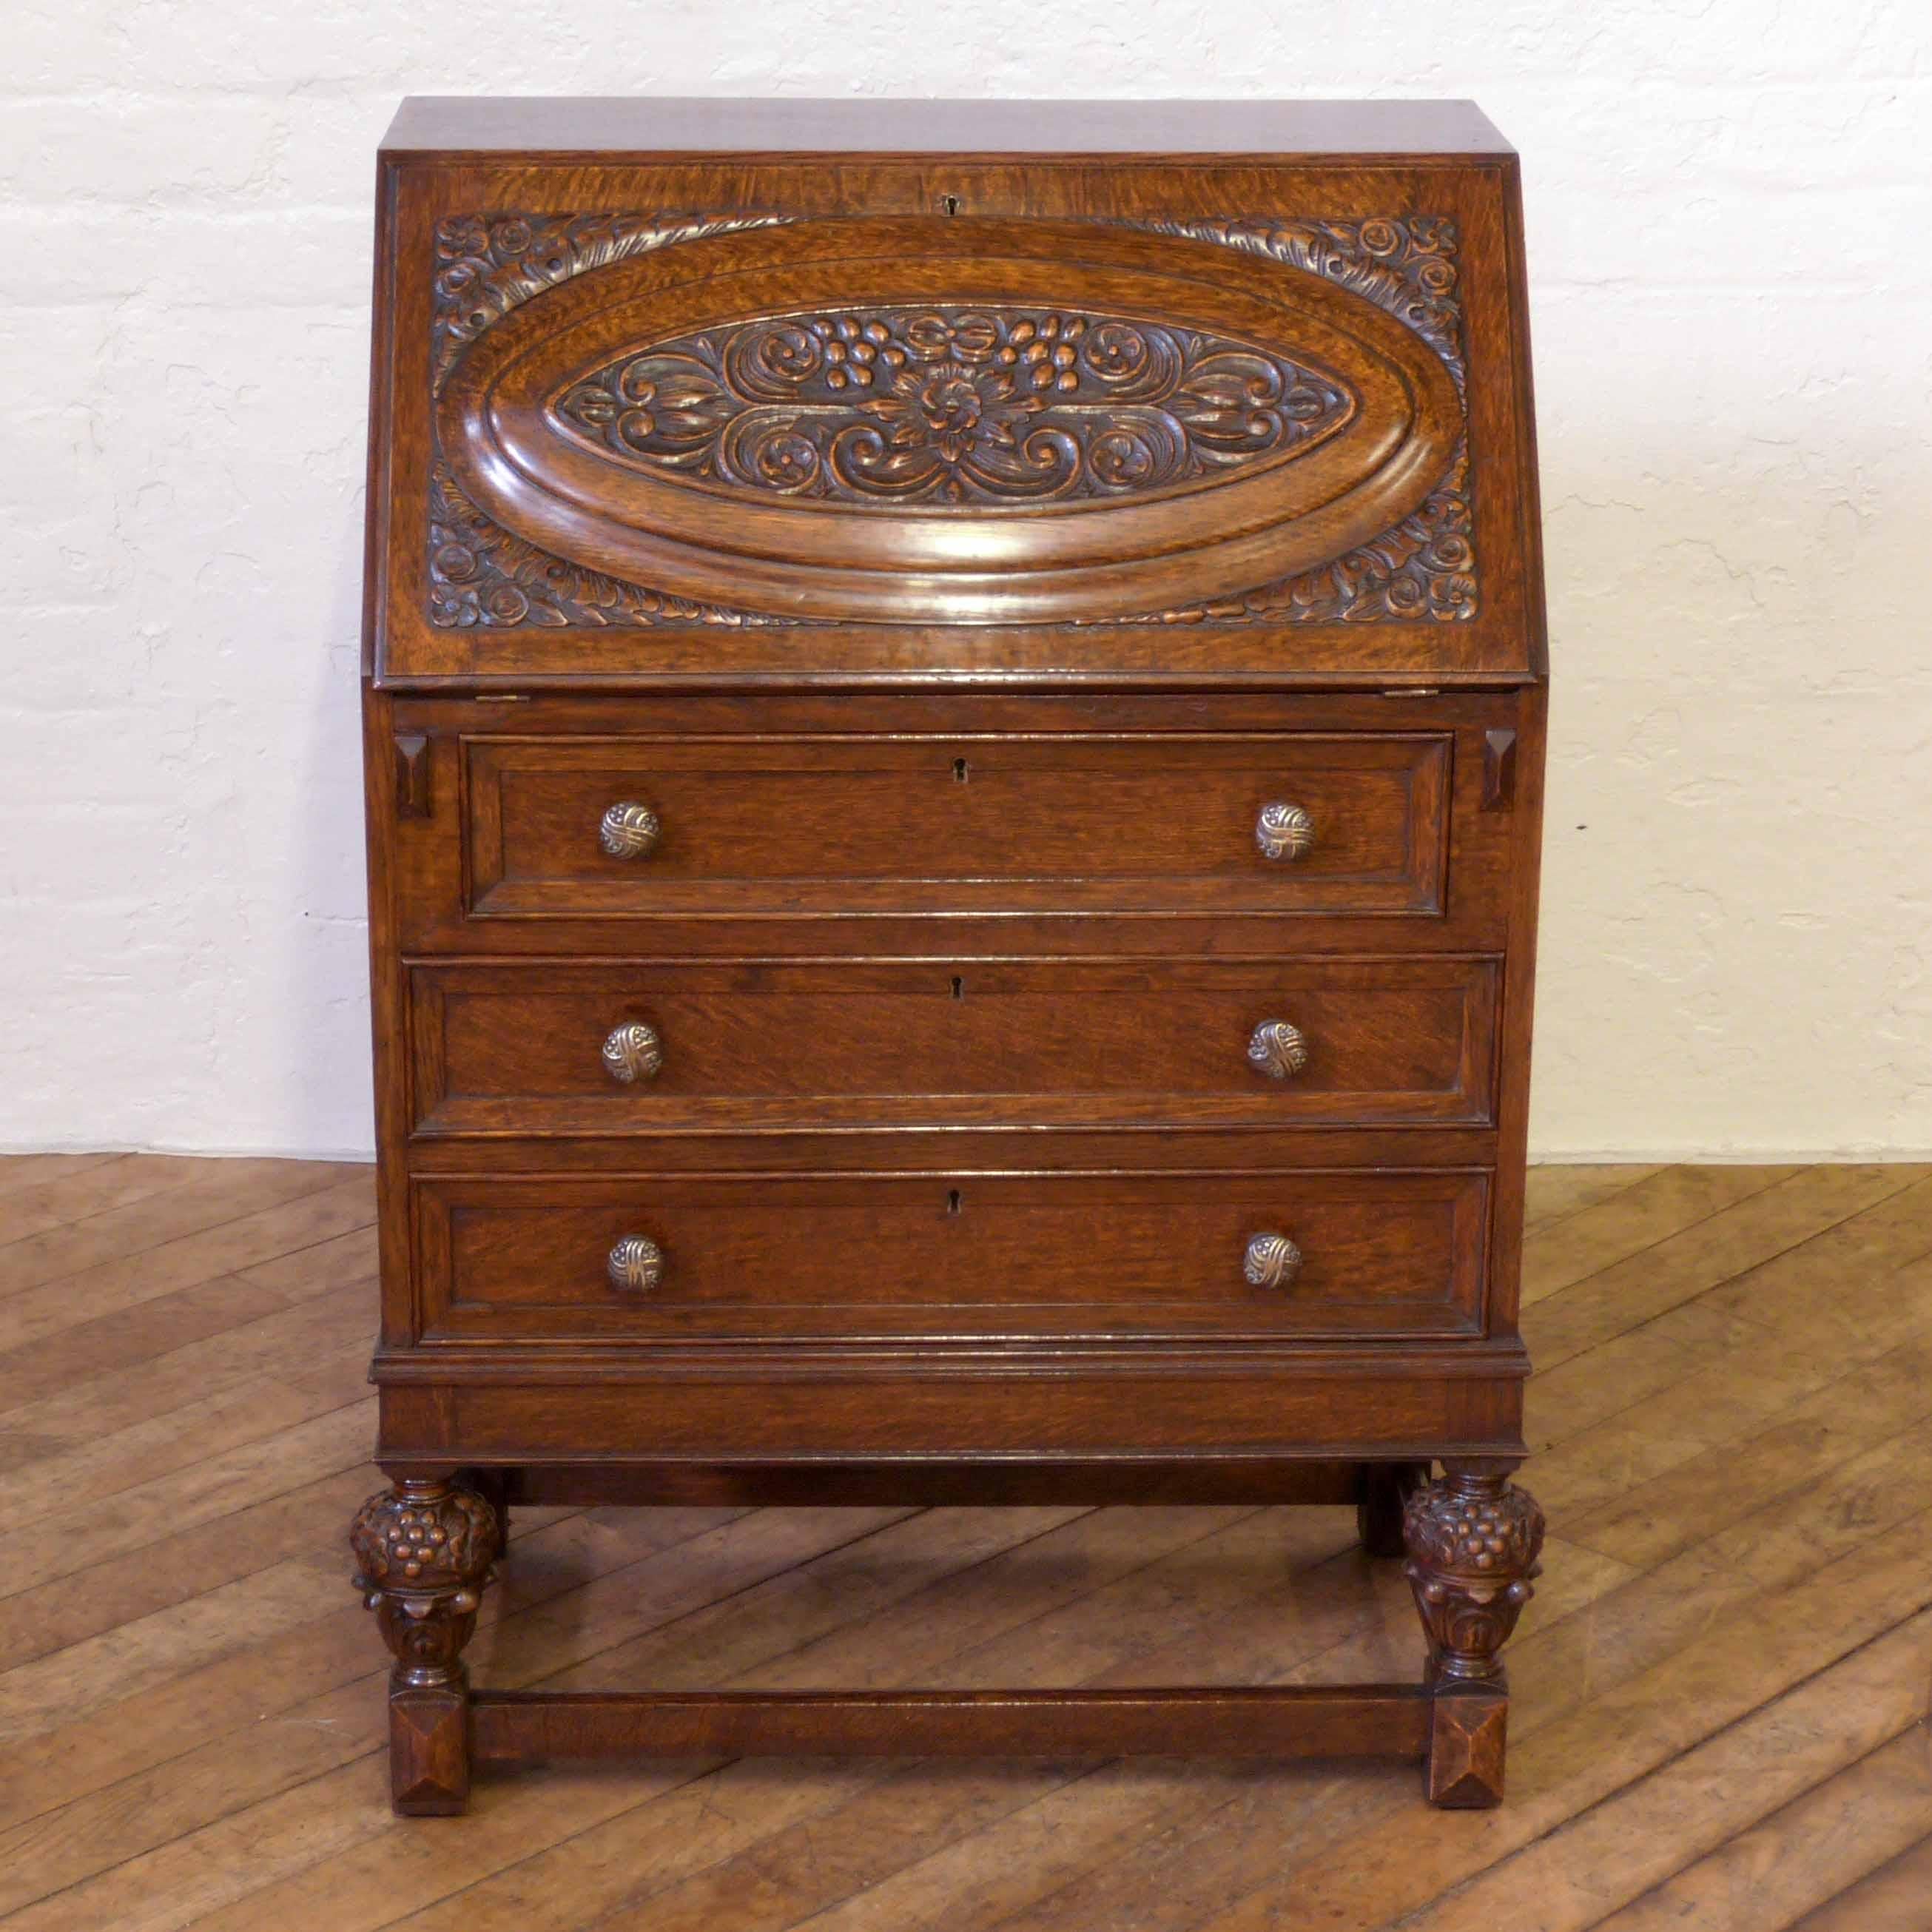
[468,1684,1434,1762]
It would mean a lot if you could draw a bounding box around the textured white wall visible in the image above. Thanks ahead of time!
[2,4,1928,1159]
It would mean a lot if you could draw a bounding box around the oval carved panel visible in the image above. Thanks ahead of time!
[434,217,1466,625]
[549,308,1356,507]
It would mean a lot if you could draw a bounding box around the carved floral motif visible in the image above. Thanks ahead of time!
[428,462,812,629]
[350,1481,499,1590]
[1131,440,1477,625]
[431,211,792,388]
[551,308,1356,505]
[1123,215,1466,391]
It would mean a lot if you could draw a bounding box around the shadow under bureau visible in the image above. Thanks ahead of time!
[354,95,1549,1814]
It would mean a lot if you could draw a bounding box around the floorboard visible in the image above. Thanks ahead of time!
[0,1157,1927,1932]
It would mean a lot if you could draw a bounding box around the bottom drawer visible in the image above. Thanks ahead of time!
[413,1169,1489,1344]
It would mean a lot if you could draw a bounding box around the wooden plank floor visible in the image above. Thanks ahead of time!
[2,1154,1931,1931]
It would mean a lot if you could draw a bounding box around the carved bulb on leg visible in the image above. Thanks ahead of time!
[350,1479,501,1688]
[1402,1470,1545,1683]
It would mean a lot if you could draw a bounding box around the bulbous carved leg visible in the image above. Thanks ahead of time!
[350,1476,502,1816]
[1403,1466,1545,1808]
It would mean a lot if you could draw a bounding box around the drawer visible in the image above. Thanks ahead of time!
[460,731,1450,923]
[412,1168,1490,1343]
[408,957,1499,1135]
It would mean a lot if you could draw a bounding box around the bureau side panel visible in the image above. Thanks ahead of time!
[362,687,417,1353]
[1484,679,1546,1339]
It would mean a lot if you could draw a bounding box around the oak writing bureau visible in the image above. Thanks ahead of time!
[354,96,1548,1814]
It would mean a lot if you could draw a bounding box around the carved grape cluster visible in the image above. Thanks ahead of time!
[1403,1478,1545,1575]
[349,1484,499,1598]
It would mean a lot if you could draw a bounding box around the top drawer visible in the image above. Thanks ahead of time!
[460,730,1450,924]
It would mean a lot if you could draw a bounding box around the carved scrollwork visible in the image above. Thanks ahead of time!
[1125,215,1465,391]
[1403,1473,1545,1683]
[431,211,793,389]
[551,308,1356,506]
[428,462,814,630]
[1125,439,1477,625]
[1112,215,1475,623]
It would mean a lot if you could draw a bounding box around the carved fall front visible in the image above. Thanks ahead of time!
[427,211,1476,628]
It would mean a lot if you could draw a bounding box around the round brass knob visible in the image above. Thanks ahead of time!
[607,1235,664,1293]
[1247,1020,1310,1080]
[599,801,661,860]
[601,1021,664,1084]
[1243,1233,1303,1290]
[1256,802,1315,861]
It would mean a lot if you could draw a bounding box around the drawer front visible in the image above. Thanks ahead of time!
[408,957,1499,1135]
[462,732,1450,922]
[413,1169,1490,1343]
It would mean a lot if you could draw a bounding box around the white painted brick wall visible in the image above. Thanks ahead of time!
[3,3,1929,1159]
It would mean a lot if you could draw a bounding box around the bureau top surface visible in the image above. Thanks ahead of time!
[380,96,1515,161]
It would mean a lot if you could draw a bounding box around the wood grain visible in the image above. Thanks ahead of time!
[411,955,1499,1135]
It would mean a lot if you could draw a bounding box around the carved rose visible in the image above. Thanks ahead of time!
[871,362,1035,465]
[434,215,490,261]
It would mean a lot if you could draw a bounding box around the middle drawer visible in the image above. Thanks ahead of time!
[408,957,1498,1136]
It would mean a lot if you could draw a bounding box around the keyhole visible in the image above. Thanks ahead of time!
[942,194,960,217]
[946,1188,963,1216]
[951,975,965,1000]
[953,757,969,783]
